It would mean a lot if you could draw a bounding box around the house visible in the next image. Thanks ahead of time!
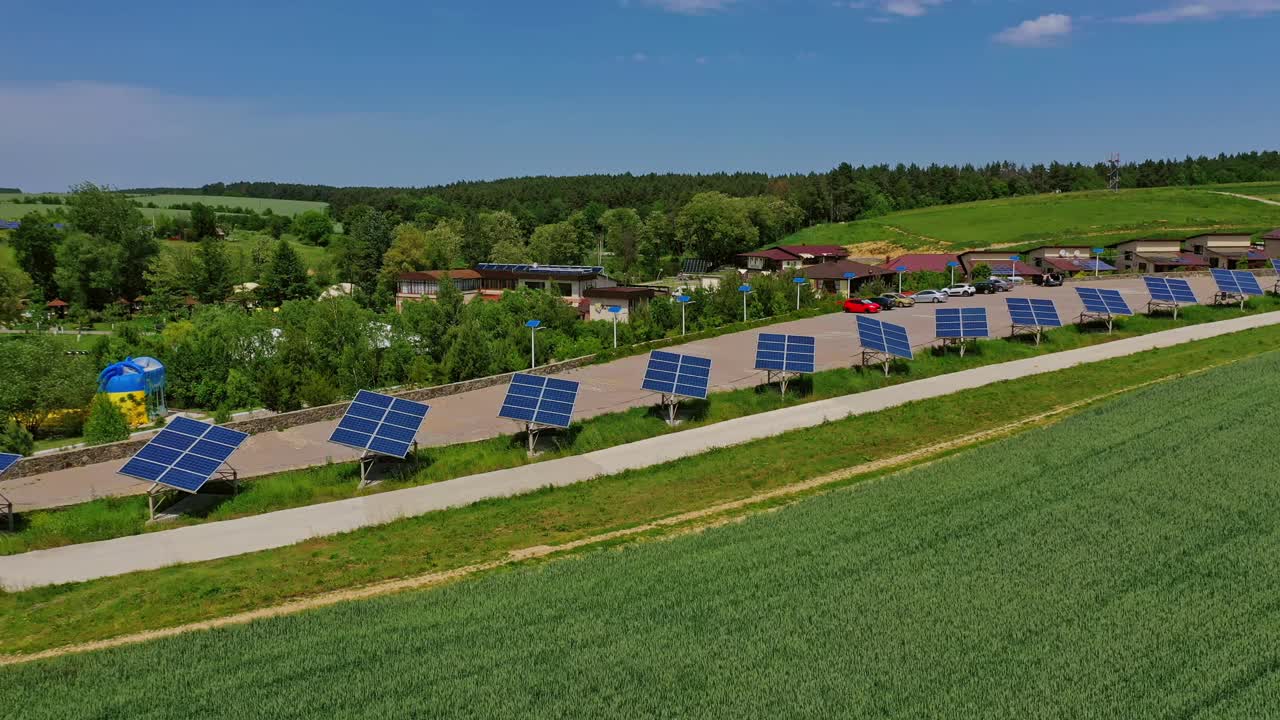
[878,253,960,274]
[1185,233,1269,269]
[1263,229,1280,259]
[1026,246,1115,274]
[1108,238,1207,273]
[799,261,894,295]
[957,251,1043,279]
[583,286,665,322]
[736,245,849,273]
[396,264,617,315]
[394,269,484,311]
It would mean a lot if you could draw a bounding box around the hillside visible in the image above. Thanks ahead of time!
[782,183,1280,260]
[0,193,327,222]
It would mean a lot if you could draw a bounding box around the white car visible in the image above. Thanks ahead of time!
[945,283,976,297]
[913,289,949,303]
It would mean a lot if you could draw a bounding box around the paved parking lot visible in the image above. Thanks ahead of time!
[0,274,1234,510]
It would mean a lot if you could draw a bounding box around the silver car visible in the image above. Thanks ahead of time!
[913,289,949,303]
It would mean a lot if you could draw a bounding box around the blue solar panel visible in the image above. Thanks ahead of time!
[0,453,20,475]
[1272,259,1280,275]
[754,334,817,374]
[935,307,989,339]
[328,390,430,459]
[119,419,249,493]
[1006,298,1062,328]
[856,316,913,360]
[498,373,580,429]
[1076,287,1133,315]
[642,350,712,400]
[1143,276,1198,304]
[1211,268,1265,296]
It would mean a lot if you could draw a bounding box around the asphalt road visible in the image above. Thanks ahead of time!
[0,274,1235,511]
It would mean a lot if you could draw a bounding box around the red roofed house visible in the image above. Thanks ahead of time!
[798,260,894,295]
[878,254,960,274]
[1108,238,1207,273]
[1185,233,1270,269]
[736,245,849,273]
[1263,228,1280,259]
[957,251,1043,279]
[395,269,484,311]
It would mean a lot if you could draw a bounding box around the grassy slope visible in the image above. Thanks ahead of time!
[2,322,1279,656]
[6,344,1280,717]
[783,184,1280,258]
[7,296,1280,557]
[129,194,327,215]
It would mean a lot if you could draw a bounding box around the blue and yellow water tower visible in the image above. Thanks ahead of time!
[97,357,167,427]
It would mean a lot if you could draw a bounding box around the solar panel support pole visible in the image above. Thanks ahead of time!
[661,394,681,425]
[1078,311,1115,334]
[860,350,893,377]
[524,423,542,457]
[1147,299,1179,320]
[0,492,11,532]
[1009,323,1043,345]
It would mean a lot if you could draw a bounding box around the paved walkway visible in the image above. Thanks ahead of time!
[1211,191,1280,208]
[3,309,1277,590]
[1,274,1213,511]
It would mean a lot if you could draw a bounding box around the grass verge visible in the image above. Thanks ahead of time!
[2,322,1278,655]
[5,295,1280,556]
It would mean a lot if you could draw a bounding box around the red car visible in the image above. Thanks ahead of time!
[843,298,882,314]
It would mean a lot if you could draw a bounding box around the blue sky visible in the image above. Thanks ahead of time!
[4,0,1278,191]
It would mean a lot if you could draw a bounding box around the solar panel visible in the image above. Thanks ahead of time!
[1143,276,1198,304]
[935,307,989,338]
[476,263,605,276]
[1076,287,1133,315]
[0,453,20,475]
[1006,298,1062,327]
[328,390,430,459]
[642,350,712,400]
[498,373,581,429]
[1272,259,1280,275]
[681,258,712,274]
[754,334,817,374]
[119,417,249,493]
[856,316,913,360]
[1211,268,1265,296]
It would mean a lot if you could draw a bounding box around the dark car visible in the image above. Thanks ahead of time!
[973,280,1001,294]
[871,294,898,309]
[1041,273,1064,287]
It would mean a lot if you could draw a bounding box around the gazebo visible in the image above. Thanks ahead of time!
[45,298,69,319]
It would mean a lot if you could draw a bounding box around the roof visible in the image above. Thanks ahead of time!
[398,269,483,281]
[46,299,68,307]
[583,286,661,299]
[474,263,606,280]
[1262,228,1280,241]
[799,260,892,280]
[738,248,801,262]
[1186,233,1253,240]
[1205,248,1270,259]
[986,260,1044,276]
[1044,257,1116,272]
[1136,252,1208,267]
[1106,237,1186,248]
[782,245,849,259]
[879,254,959,273]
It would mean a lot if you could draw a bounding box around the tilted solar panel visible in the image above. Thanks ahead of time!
[0,453,20,475]
[329,390,430,459]
[498,373,581,429]
[1210,268,1263,296]
[1143,276,1177,303]
[119,418,249,493]
[1235,271,1264,296]
[936,307,989,338]
[1165,278,1198,304]
[1006,298,1062,328]
[1272,259,1280,275]
[642,350,712,400]
[1027,298,1063,327]
[856,316,913,360]
[754,334,817,374]
[1076,287,1132,316]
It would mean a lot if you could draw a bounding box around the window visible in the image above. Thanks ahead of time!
[747,257,764,270]
[557,282,573,297]
[1139,263,1148,273]
[524,281,546,291]
[1193,245,1204,255]
[1123,251,1134,261]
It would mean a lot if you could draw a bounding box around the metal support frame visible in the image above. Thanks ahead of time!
[0,492,12,532]
[1008,323,1045,345]
[1078,311,1116,334]
[146,464,239,520]
[660,394,682,426]
[1146,299,1182,319]
[357,441,419,489]
[860,350,895,377]
[1212,291,1247,310]
[521,422,553,457]
[765,369,801,396]
[937,337,974,357]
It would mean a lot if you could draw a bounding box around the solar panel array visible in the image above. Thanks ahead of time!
[1210,268,1265,296]
[1006,298,1062,327]
[119,417,249,493]
[476,263,604,276]
[856,316,914,360]
[642,351,712,400]
[498,373,581,429]
[755,334,817,374]
[0,453,20,475]
[329,390,430,459]
[1143,276,1198,304]
[1076,287,1133,316]
[1272,259,1280,275]
[936,307,990,338]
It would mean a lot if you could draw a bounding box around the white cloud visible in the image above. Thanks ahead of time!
[882,0,946,17]
[994,14,1073,46]
[637,0,739,14]
[1118,0,1280,23]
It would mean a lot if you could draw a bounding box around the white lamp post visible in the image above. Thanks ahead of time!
[1092,247,1105,278]
[792,277,806,310]
[895,265,907,293]
[607,305,622,348]
[676,295,693,336]
[525,319,543,368]
[947,260,959,286]
[738,284,752,323]
[843,271,857,297]
[1008,255,1021,280]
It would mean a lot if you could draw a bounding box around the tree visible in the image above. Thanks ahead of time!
[971,263,993,281]
[344,206,395,296]
[0,266,32,326]
[54,232,124,308]
[10,212,62,299]
[599,208,644,272]
[67,182,158,300]
[194,237,233,304]
[423,219,464,270]
[444,319,492,381]
[290,210,333,246]
[675,192,759,265]
[189,202,218,240]
[479,211,528,263]
[379,223,431,292]
[642,209,677,258]
[262,240,312,305]
[528,221,584,265]
[83,394,132,446]
[145,245,197,315]
[0,417,34,455]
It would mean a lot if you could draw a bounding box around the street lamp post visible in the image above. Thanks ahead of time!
[1092,247,1105,279]
[947,260,960,286]
[843,271,857,297]
[738,284,752,323]
[525,319,543,368]
[676,295,693,336]
[793,277,806,310]
[1008,255,1021,280]
[608,305,622,348]
[895,265,907,293]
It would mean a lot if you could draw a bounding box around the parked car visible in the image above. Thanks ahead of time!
[871,294,898,310]
[1006,276,1027,286]
[913,289,949,303]
[885,292,916,307]
[973,280,1001,294]
[1041,273,1064,287]
[842,298,882,314]
[945,283,976,297]
[988,277,1013,292]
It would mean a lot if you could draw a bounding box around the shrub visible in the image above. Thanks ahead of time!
[0,418,34,455]
[83,394,132,446]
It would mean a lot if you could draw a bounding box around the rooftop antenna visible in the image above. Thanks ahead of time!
[1107,153,1121,192]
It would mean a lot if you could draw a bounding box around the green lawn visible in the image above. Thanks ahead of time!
[129,194,328,216]
[782,184,1280,255]
[6,344,1280,717]
[0,234,14,269]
